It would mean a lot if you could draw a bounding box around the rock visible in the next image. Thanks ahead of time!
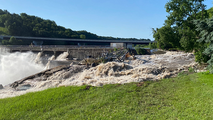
[73,58,78,60]
[16,84,31,91]
[0,84,3,89]
[79,58,100,65]
[187,53,194,59]
[91,63,96,67]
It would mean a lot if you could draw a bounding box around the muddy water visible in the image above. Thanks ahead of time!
[0,51,201,99]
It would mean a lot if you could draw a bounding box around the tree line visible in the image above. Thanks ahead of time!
[149,0,213,73]
[0,9,150,45]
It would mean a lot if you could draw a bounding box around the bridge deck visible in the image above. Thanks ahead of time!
[0,35,154,44]
[1,45,113,52]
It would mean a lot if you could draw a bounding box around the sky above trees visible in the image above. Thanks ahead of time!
[0,0,212,40]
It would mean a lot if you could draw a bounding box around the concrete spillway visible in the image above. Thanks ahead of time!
[1,45,114,60]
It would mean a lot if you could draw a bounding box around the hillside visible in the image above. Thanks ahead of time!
[0,26,9,35]
[0,9,150,42]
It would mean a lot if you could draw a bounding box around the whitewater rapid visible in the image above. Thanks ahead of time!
[0,52,44,86]
[0,51,202,99]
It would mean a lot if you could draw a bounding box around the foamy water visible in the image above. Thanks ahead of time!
[56,52,69,60]
[0,51,201,99]
[0,52,45,86]
[45,55,55,69]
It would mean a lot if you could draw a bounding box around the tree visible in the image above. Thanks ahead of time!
[165,0,206,26]
[1,40,9,45]
[8,36,23,45]
[194,17,213,72]
[153,0,207,51]
[135,45,146,55]
[9,36,16,43]
[0,8,151,44]
[80,34,86,39]
[152,26,180,49]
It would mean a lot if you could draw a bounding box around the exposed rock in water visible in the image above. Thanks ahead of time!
[10,64,87,89]
[16,84,31,91]
[1,51,207,99]
[10,65,73,88]
[91,63,97,67]
[0,84,3,89]
[78,58,100,65]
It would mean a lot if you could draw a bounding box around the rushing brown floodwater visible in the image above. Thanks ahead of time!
[0,51,202,99]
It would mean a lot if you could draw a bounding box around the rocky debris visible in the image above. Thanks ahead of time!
[0,84,3,89]
[10,65,72,89]
[2,51,209,99]
[78,58,100,65]
[91,63,96,67]
[5,51,204,93]
[9,64,88,90]
[46,65,87,80]
[106,49,129,62]
[187,53,194,59]
[73,58,78,60]
[16,84,31,91]
[125,52,136,60]
[10,51,199,90]
[79,49,136,66]
[152,50,166,54]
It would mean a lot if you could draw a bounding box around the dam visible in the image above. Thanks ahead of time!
[0,45,114,60]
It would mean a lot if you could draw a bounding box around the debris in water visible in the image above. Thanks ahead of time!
[0,51,206,99]
[0,84,3,89]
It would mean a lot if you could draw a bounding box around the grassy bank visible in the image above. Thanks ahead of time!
[0,72,213,119]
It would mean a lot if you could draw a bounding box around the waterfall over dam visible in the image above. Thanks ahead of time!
[2,45,114,60]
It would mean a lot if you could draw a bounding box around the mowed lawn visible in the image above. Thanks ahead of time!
[0,72,213,120]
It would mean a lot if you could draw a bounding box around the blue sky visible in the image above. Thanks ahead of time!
[0,0,212,40]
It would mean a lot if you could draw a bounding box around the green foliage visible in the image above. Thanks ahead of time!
[114,48,117,51]
[177,71,185,77]
[9,36,16,44]
[135,45,146,55]
[201,70,210,75]
[2,36,23,45]
[152,26,180,49]
[136,44,149,48]
[165,0,206,26]
[207,7,213,18]
[0,26,9,35]
[0,9,151,45]
[1,36,23,45]
[188,67,195,73]
[79,34,86,39]
[99,57,107,63]
[194,43,210,64]
[179,26,197,52]
[149,42,157,49]
[153,0,207,51]
[194,17,213,73]
[1,40,9,45]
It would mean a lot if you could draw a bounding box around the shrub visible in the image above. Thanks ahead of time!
[188,67,195,73]
[149,42,157,49]
[135,45,146,55]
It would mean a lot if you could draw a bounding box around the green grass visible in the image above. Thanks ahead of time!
[1,72,213,119]
[0,27,9,35]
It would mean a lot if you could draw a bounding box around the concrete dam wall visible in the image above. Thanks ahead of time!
[1,45,114,60]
